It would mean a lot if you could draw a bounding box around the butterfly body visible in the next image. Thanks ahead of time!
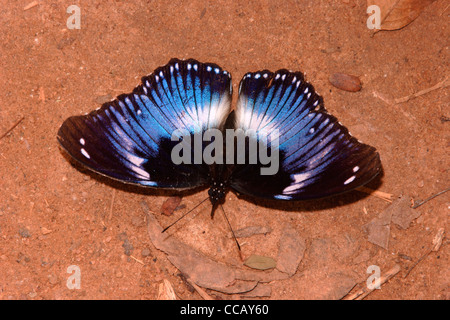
[58,58,382,214]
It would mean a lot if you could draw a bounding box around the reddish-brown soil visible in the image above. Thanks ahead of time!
[0,1,448,300]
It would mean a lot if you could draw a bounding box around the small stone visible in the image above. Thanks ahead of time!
[329,73,362,92]
[19,227,31,238]
[48,273,59,285]
[131,215,145,227]
[41,227,52,235]
[141,248,151,257]
[95,94,113,105]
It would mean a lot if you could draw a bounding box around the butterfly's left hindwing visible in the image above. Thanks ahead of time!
[231,70,381,200]
[57,58,232,189]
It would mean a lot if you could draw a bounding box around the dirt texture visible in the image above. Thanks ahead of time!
[0,0,448,300]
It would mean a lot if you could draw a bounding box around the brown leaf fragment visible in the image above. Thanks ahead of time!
[240,283,272,298]
[297,270,358,300]
[234,225,272,238]
[368,0,436,31]
[366,206,392,249]
[329,73,361,92]
[161,196,182,216]
[390,195,421,229]
[142,201,283,295]
[276,225,305,276]
[244,255,276,271]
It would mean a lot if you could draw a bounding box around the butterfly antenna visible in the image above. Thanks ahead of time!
[220,204,241,252]
[162,196,209,233]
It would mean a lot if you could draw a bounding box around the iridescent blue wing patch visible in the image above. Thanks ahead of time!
[230,69,381,200]
[57,58,232,189]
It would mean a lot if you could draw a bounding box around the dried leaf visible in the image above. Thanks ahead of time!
[390,195,421,229]
[368,0,436,31]
[239,283,272,298]
[234,225,272,238]
[142,201,289,295]
[244,255,276,270]
[161,196,182,216]
[276,225,305,275]
[366,206,392,249]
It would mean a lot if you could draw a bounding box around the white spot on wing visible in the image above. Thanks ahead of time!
[127,154,145,167]
[344,175,356,185]
[353,166,359,172]
[79,138,85,145]
[81,148,90,159]
[282,172,312,194]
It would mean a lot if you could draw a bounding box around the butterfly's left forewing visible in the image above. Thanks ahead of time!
[231,70,381,200]
[57,58,232,189]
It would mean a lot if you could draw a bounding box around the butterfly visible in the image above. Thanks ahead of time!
[57,58,381,217]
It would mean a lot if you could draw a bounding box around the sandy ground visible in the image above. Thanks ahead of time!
[0,0,448,299]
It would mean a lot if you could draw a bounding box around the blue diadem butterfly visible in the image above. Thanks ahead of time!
[57,58,382,215]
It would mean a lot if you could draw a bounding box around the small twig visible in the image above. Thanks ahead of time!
[356,186,394,203]
[343,264,401,300]
[403,250,430,279]
[394,77,449,104]
[23,1,39,11]
[108,189,116,220]
[403,228,445,278]
[129,255,145,265]
[186,279,214,300]
[412,187,450,209]
[0,116,25,140]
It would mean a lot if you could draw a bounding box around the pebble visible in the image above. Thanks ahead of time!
[329,73,362,92]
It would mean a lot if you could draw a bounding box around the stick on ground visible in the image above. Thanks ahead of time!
[343,264,401,300]
[0,116,25,140]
